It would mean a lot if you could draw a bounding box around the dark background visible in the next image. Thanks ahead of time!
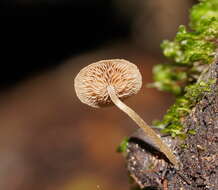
[0,1,195,190]
[0,1,130,87]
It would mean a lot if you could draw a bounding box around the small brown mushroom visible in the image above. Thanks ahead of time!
[74,59,179,167]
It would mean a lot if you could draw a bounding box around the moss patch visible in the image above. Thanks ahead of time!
[116,137,129,153]
[152,0,218,137]
[154,80,215,137]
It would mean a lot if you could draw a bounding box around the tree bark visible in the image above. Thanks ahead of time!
[126,56,218,189]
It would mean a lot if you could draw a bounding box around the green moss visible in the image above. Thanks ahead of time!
[180,143,188,149]
[187,129,196,135]
[116,137,129,153]
[155,80,215,137]
[161,23,217,66]
[190,0,218,30]
[152,0,218,137]
[152,64,187,95]
[154,0,218,96]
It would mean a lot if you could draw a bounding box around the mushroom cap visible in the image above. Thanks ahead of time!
[74,59,142,108]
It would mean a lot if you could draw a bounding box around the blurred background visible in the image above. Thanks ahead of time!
[0,0,195,190]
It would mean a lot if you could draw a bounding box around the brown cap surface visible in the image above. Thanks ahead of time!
[74,59,142,108]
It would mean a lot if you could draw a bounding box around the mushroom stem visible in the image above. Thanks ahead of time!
[107,85,179,167]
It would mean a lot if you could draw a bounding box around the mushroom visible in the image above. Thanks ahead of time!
[74,59,179,167]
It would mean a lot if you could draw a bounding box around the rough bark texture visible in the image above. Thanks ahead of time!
[126,58,218,189]
[168,58,218,189]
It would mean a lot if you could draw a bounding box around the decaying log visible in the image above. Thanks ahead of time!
[126,58,218,189]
